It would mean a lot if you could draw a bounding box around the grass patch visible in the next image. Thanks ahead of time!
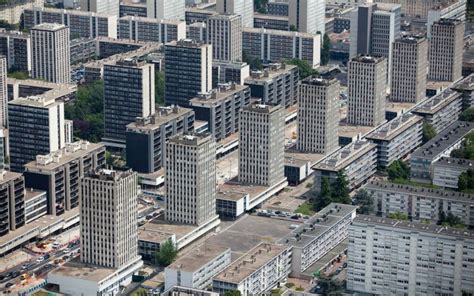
[392,178,438,189]
[462,188,474,194]
[295,286,305,291]
[285,283,295,288]
[295,201,315,216]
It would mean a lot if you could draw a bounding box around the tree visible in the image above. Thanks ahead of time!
[254,0,268,13]
[387,160,410,180]
[7,71,28,80]
[460,107,474,122]
[422,123,437,144]
[438,210,464,228]
[315,177,332,211]
[285,58,318,79]
[353,189,374,214]
[242,51,263,70]
[223,291,242,296]
[155,240,178,266]
[289,24,298,31]
[387,212,408,220]
[155,71,165,106]
[332,171,350,204]
[321,33,331,65]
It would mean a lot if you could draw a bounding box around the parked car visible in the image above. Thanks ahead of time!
[36,257,45,263]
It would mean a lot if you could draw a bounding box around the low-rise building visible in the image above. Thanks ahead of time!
[244,63,299,108]
[281,203,357,278]
[410,121,473,183]
[213,243,292,296]
[126,106,195,174]
[23,141,106,216]
[365,180,474,227]
[432,157,474,189]
[242,27,320,68]
[118,16,186,43]
[412,88,463,133]
[190,83,251,142]
[312,140,377,193]
[24,189,47,224]
[212,61,250,87]
[165,245,231,291]
[347,215,474,295]
[23,7,117,39]
[365,113,423,167]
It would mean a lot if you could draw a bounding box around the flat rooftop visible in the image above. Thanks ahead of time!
[126,106,193,132]
[354,214,474,239]
[412,88,462,115]
[312,140,376,172]
[365,180,474,204]
[351,55,385,64]
[284,149,325,167]
[366,113,423,141]
[24,188,46,202]
[253,13,289,21]
[32,23,66,31]
[169,133,213,146]
[338,122,376,139]
[280,203,357,248]
[0,170,22,185]
[216,177,286,204]
[411,121,472,160]
[139,215,198,241]
[167,244,229,273]
[119,0,146,7]
[243,27,317,39]
[245,64,297,82]
[119,15,183,25]
[213,243,289,284]
[49,258,116,282]
[9,94,64,108]
[190,84,249,106]
[451,73,474,92]
[385,101,416,114]
[242,103,283,114]
[434,156,474,169]
[301,76,339,87]
[28,6,113,18]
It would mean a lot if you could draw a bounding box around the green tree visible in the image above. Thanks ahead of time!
[155,240,178,266]
[438,210,464,228]
[387,160,410,180]
[387,212,408,220]
[353,189,374,214]
[285,58,318,79]
[321,33,331,65]
[242,51,263,70]
[317,275,345,295]
[289,24,298,31]
[155,71,165,106]
[7,71,28,80]
[223,291,242,296]
[422,122,437,144]
[315,177,332,211]
[460,107,474,122]
[254,0,268,13]
[332,171,350,204]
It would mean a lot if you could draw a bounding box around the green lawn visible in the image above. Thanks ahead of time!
[295,201,315,216]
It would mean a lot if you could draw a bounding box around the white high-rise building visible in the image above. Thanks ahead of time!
[297,76,339,154]
[288,0,325,34]
[80,169,140,269]
[239,104,285,186]
[31,23,70,84]
[216,0,253,28]
[165,133,218,226]
[147,0,185,20]
[0,56,6,128]
[80,0,119,16]
[347,56,387,127]
[428,19,464,82]
[206,14,242,62]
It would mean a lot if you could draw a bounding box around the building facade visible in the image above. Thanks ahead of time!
[31,23,70,84]
[80,0,119,16]
[0,171,25,236]
[146,0,185,20]
[216,0,253,28]
[288,0,325,34]
[164,40,212,106]
[297,77,339,154]
[206,14,242,63]
[347,56,387,127]
[118,16,186,43]
[239,104,285,186]
[103,59,155,146]
[0,30,32,74]
[165,134,217,226]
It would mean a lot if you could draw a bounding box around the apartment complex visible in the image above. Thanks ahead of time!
[213,243,292,296]
[390,34,428,103]
[410,121,472,183]
[239,104,285,186]
[312,140,377,193]
[427,0,467,37]
[365,181,474,227]
[282,203,357,277]
[432,157,474,189]
[190,83,251,141]
[23,141,106,216]
[297,76,339,154]
[80,0,119,16]
[428,19,464,82]
[242,28,320,68]
[347,215,474,295]
[0,171,25,236]
[0,30,32,74]
[146,0,185,20]
[216,0,253,28]
[288,0,325,34]
[31,23,70,84]
[164,40,212,106]
[244,63,299,108]
[253,13,289,30]
[366,113,423,167]
[126,106,195,173]
[165,245,231,290]
[80,169,140,269]
[165,134,217,226]
[23,7,117,39]
[103,59,155,146]
[206,14,242,63]
[8,95,65,173]
[347,56,387,127]
[118,16,186,43]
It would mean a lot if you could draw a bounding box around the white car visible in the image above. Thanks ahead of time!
[36,257,45,263]
[63,248,71,254]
